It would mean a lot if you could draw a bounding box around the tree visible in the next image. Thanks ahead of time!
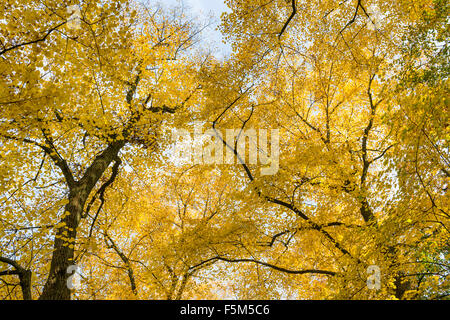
[0,0,448,300]
[202,0,449,299]
[0,0,205,299]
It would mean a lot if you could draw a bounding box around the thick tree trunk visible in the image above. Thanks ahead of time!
[39,191,84,300]
[39,141,124,300]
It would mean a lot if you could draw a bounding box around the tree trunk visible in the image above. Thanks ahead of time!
[39,141,124,300]
[39,191,84,300]
[19,269,32,300]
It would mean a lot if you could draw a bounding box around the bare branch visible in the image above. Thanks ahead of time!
[0,21,66,56]
[189,256,336,276]
[279,0,297,39]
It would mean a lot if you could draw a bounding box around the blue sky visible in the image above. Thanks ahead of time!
[181,0,228,15]
[163,0,231,56]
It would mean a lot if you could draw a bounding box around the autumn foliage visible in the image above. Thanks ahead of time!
[0,0,448,300]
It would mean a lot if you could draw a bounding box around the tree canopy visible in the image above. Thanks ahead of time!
[0,0,448,300]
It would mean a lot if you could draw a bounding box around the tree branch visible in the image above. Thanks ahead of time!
[0,256,32,300]
[0,21,66,56]
[189,256,336,276]
[279,0,297,39]
[103,232,137,295]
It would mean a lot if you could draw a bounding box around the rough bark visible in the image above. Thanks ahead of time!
[39,141,124,300]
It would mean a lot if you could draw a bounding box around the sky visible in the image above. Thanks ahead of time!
[163,0,231,56]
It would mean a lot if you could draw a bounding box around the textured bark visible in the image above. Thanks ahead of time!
[39,141,124,300]
[38,192,83,300]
